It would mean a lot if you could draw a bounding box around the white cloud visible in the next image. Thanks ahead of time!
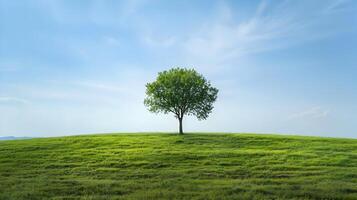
[324,0,352,14]
[39,0,148,25]
[74,81,129,93]
[181,0,352,65]
[0,97,29,104]
[288,107,330,120]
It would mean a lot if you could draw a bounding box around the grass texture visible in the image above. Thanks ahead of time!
[0,133,356,199]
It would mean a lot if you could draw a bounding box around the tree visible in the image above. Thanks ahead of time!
[144,68,218,134]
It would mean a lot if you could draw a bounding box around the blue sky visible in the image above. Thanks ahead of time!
[1,0,356,138]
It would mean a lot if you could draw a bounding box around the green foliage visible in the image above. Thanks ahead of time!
[144,68,218,133]
[0,133,357,199]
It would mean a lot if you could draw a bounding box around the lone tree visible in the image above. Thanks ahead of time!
[144,68,218,134]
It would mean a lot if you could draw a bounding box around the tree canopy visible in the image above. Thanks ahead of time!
[144,68,218,134]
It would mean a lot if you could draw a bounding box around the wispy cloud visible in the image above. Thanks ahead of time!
[0,97,29,104]
[181,0,353,64]
[74,81,128,93]
[39,0,148,25]
[324,0,352,14]
[30,0,354,70]
[288,106,330,120]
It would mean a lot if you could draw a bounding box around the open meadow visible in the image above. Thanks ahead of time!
[0,133,356,199]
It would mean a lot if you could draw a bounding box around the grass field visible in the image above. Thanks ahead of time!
[0,133,356,200]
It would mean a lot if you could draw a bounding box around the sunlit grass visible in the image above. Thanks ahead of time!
[0,133,356,199]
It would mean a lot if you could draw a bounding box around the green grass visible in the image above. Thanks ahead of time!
[0,133,356,200]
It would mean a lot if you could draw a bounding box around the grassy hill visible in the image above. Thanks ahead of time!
[0,133,356,200]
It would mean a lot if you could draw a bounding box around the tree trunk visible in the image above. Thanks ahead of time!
[178,117,183,134]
